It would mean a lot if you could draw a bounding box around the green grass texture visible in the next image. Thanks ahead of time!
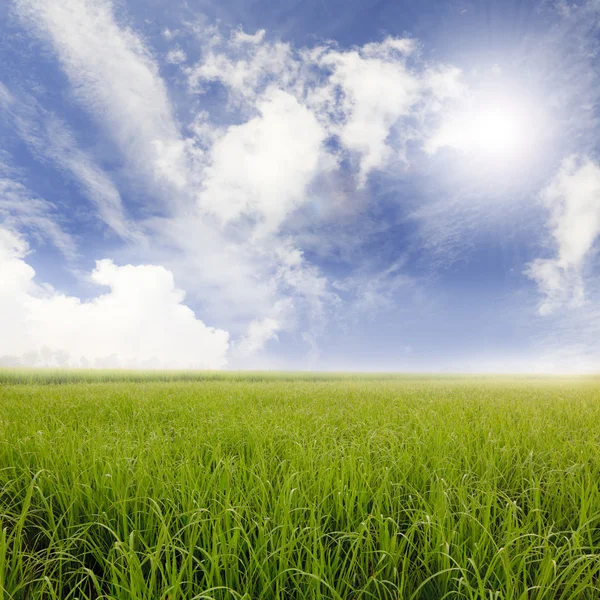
[1,372,599,599]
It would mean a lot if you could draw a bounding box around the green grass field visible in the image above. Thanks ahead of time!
[1,372,599,599]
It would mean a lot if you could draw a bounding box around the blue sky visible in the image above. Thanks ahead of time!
[1,0,600,371]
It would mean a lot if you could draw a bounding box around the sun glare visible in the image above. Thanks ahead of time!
[427,83,545,173]
[467,104,524,158]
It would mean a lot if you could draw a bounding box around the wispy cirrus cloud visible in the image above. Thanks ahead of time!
[0,161,76,260]
[0,83,137,241]
[14,0,190,193]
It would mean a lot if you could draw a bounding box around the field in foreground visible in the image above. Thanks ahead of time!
[1,372,599,599]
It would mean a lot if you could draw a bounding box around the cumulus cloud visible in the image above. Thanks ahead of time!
[526,155,600,315]
[311,46,465,185]
[312,39,423,184]
[0,228,229,369]
[197,88,335,233]
[187,33,296,105]
[189,29,464,186]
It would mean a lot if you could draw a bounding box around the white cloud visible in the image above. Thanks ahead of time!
[274,244,340,345]
[0,82,12,105]
[197,88,335,233]
[187,33,296,105]
[308,42,463,184]
[526,155,600,315]
[46,123,139,240]
[145,212,339,353]
[0,172,76,260]
[234,298,293,356]
[189,31,464,187]
[166,48,187,64]
[162,28,179,40]
[145,216,275,320]
[0,87,136,240]
[0,227,229,369]
[333,261,414,318]
[313,40,423,183]
[231,28,266,45]
[235,317,281,356]
[15,0,189,190]
[422,66,466,105]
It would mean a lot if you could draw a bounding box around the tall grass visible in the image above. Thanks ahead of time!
[1,375,599,598]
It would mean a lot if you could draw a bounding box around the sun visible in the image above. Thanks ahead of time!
[426,84,544,170]
[466,104,524,158]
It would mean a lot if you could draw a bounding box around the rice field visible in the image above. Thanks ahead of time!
[1,371,599,599]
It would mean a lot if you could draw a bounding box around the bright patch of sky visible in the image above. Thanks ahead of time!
[1,0,600,371]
